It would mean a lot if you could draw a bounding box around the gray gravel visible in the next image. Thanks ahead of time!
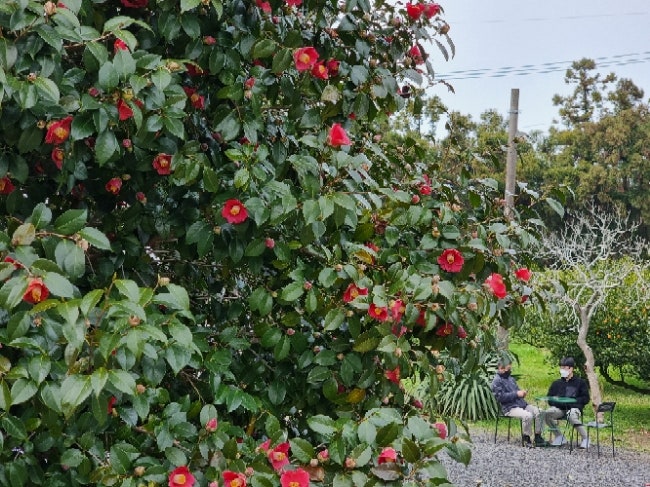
[440,429,650,487]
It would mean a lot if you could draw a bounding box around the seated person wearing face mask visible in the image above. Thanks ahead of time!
[545,356,591,448]
[491,357,549,447]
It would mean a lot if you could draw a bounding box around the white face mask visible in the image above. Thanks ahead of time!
[560,369,570,378]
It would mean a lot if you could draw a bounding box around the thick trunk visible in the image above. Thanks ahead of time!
[577,307,602,421]
[497,325,509,351]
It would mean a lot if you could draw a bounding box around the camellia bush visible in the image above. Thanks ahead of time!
[0,0,549,486]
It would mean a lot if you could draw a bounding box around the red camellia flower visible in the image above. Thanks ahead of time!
[0,176,15,195]
[23,277,50,304]
[280,469,309,487]
[423,2,441,18]
[107,396,117,414]
[456,326,467,339]
[408,45,425,64]
[268,442,290,471]
[257,439,272,452]
[416,309,427,327]
[514,267,532,282]
[384,367,400,384]
[342,283,368,303]
[378,447,397,464]
[45,116,73,145]
[311,62,329,80]
[152,153,172,175]
[368,303,389,321]
[135,192,146,203]
[435,322,453,337]
[117,99,134,121]
[168,466,195,487]
[121,0,148,7]
[391,324,407,338]
[114,39,129,53]
[4,256,22,270]
[327,123,351,147]
[286,0,302,6]
[255,0,271,12]
[293,47,319,72]
[419,184,432,195]
[485,273,507,299]
[326,59,340,77]
[406,3,424,19]
[434,422,448,439]
[183,87,206,110]
[391,299,405,322]
[185,63,205,77]
[105,178,122,195]
[221,199,248,224]
[437,248,464,273]
[51,147,65,169]
[223,471,247,487]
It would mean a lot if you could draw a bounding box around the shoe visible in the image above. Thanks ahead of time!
[534,434,550,447]
[579,439,590,449]
[522,435,533,447]
[551,435,568,446]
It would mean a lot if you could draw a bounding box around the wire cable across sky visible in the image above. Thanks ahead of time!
[438,51,650,81]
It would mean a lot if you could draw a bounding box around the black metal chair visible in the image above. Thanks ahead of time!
[494,413,524,446]
[586,402,616,457]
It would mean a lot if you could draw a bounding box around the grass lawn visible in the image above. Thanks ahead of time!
[473,341,650,453]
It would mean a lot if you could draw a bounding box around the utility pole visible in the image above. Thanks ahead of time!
[504,88,519,220]
[498,88,519,351]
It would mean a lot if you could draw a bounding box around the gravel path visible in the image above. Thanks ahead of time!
[440,429,650,487]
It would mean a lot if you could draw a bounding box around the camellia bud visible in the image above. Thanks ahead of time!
[310,458,319,467]
[44,1,57,16]
[203,36,216,45]
[411,194,420,204]
[134,466,146,477]
[128,315,141,326]
[136,384,146,394]
[317,449,329,462]
[265,238,275,249]
[467,302,478,311]
[304,281,312,290]
[206,418,218,432]
[431,227,441,238]
[157,276,171,287]
[334,264,343,272]
[344,457,356,469]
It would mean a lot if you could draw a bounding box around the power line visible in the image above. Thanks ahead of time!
[437,51,650,81]
[450,11,650,25]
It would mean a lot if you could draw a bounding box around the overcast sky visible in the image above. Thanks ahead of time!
[427,0,650,134]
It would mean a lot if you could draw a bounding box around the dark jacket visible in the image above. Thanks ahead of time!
[547,375,590,410]
[491,373,527,414]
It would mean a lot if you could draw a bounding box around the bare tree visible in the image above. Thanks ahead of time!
[539,202,650,416]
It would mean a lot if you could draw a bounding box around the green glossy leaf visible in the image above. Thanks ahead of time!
[54,209,87,235]
[78,227,112,250]
[10,378,38,405]
[307,415,337,437]
[280,281,304,302]
[95,130,119,165]
[108,370,136,394]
